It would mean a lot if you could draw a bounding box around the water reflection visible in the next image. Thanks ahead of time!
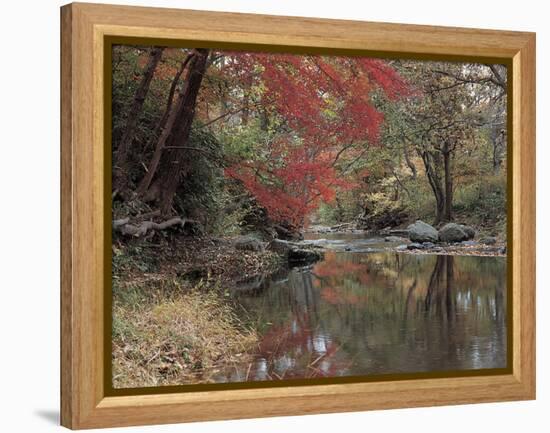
[219,246,507,383]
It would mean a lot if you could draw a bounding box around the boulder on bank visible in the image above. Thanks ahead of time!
[461,225,476,239]
[270,239,324,265]
[289,248,324,264]
[407,220,439,243]
[480,236,497,245]
[438,223,475,243]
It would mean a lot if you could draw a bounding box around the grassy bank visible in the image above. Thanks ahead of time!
[113,283,258,388]
[112,235,283,388]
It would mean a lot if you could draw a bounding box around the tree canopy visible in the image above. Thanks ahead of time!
[111,45,507,238]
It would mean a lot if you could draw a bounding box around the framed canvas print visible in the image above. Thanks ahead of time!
[60,2,536,429]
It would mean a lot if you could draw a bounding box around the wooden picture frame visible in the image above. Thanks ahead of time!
[61,2,536,429]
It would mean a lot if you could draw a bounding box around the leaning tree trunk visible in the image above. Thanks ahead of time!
[145,55,188,148]
[137,52,195,196]
[143,48,210,215]
[113,47,164,193]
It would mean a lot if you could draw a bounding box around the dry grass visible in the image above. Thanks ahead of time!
[112,286,258,388]
[111,235,286,388]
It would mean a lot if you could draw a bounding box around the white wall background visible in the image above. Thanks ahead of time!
[1,0,546,431]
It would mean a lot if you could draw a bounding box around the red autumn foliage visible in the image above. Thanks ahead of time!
[221,52,410,227]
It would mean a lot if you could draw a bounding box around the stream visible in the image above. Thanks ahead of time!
[219,232,507,383]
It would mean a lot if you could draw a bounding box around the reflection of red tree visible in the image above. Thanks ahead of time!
[314,252,371,304]
[258,313,313,358]
[256,312,344,379]
[321,287,367,305]
[315,259,365,278]
[315,252,366,277]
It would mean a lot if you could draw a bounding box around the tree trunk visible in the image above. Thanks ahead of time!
[417,148,445,225]
[442,144,453,222]
[113,47,164,192]
[137,52,195,196]
[148,55,188,144]
[434,189,445,225]
[144,48,210,215]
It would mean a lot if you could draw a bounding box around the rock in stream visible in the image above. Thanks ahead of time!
[270,239,324,266]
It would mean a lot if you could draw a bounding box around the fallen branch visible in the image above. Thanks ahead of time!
[113,217,189,237]
[113,217,130,229]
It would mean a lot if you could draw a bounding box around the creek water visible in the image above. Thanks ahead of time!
[220,232,507,383]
